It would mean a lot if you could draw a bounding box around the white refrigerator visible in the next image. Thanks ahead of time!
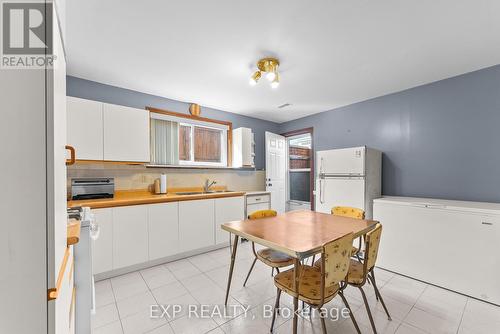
[315,146,382,219]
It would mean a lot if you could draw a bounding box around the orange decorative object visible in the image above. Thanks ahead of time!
[189,103,201,116]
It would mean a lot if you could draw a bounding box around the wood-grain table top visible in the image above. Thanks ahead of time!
[222,210,378,259]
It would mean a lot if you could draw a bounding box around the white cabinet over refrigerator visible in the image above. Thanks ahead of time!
[316,146,381,218]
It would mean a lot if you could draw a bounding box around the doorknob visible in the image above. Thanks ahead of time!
[268,183,272,186]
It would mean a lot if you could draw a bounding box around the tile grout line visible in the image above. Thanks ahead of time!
[140,266,178,334]
[455,298,469,334]
[171,260,227,333]
[108,278,126,334]
[399,283,433,333]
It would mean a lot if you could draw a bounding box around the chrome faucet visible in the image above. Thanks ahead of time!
[204,179,217,192]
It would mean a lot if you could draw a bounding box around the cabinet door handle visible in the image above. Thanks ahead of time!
[66,145,76,166]
[482,222,493,226]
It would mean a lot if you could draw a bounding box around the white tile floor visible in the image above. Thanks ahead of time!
[92,242,500,334]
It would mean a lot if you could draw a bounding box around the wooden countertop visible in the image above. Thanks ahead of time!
[68,189,246,209]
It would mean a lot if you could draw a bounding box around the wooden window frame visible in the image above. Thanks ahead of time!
[146,107,233,167]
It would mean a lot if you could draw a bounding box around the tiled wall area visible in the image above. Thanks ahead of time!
[67,164,266,194]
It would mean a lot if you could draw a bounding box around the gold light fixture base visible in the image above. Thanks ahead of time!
[257,57,280,72]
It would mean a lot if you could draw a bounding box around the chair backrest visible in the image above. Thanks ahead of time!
[331,206,365,219]
[248,209,277,220]
[322,232,353,288]
[364,223,382,272]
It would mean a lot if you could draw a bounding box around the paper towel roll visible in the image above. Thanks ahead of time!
[160,174,167,194]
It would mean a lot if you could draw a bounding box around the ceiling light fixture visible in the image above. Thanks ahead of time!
[270,72,280,89]
[249,57,280,88]
[249,70,261,86]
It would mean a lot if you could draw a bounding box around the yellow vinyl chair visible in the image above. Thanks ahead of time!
[243,210,294,286]
[310,206,365,266]
[344,224,391,334]
[270,233,361,334]
[332,206,365,258]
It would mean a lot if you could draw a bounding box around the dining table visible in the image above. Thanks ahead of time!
[221,209,378,334]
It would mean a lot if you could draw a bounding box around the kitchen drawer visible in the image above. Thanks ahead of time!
[246,194,270,205]
[247,202,271,216]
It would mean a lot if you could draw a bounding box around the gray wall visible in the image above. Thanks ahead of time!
[66,76,279,169]
[279,65,500,203]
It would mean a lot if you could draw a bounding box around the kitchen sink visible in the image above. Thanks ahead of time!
[204,190,233,193]
[175,190,233,195]
[175,191,204,195]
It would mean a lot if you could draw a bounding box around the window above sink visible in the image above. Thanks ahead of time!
[148,107,230,168]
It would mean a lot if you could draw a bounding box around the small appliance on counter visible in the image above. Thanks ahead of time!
[71,178,114,200]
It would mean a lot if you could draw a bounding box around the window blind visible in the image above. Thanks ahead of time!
[150,119,179,165]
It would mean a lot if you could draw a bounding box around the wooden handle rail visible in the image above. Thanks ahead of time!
[65,145,76,165]
[67,221,81,246]
[47,247,70,300]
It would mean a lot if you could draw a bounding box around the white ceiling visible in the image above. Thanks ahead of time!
[66,0,500,123]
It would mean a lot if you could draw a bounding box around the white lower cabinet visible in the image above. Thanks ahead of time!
[92,196,245,275]
[179,199,215,252]
[148,202,179,260]
[112,205,149,269]
[92,208,113,274]
[215,197,245,245]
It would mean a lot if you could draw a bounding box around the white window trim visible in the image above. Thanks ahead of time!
[151,113,229,167]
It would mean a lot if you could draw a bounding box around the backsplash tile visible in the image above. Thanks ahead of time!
[67,164,266,193]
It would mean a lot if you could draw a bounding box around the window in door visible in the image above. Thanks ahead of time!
[287,133,312,210]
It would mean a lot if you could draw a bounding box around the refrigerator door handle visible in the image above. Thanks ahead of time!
[321,173,365,178]
[320,178,325,204]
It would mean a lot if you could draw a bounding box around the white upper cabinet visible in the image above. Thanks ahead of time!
[232,127,255,167]
[67,96,104,160]
[66,97,150,162]
[103,103,150,162]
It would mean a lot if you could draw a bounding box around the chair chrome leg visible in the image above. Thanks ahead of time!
[243,257,257,287]
[271,267,274,276]
[225,235,239,306]
[320,313,327,334]
[369,269,377,297]
[368,274,391,320]
[276,267,280,274]
[359,287,377,334]
[270,288,281,333]
[339,291,361,334]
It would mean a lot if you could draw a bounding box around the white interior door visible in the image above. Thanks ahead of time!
[266,132,287,213]
[316,177,365,214]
